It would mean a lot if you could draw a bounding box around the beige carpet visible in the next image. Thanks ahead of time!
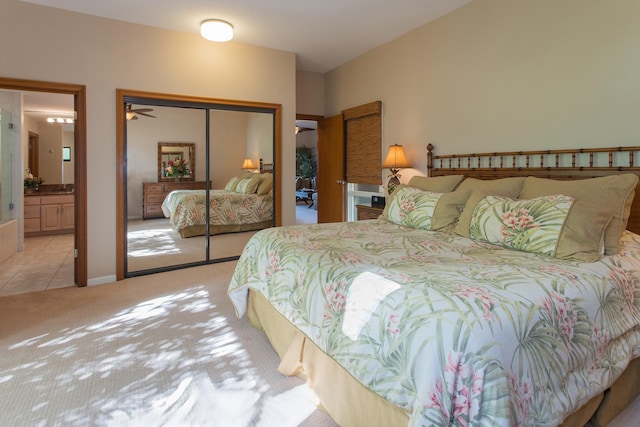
[2,261,639,426]
[0,262,337,427]
[127,218,257,272]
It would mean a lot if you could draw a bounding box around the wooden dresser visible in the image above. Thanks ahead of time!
[143,181,208,219]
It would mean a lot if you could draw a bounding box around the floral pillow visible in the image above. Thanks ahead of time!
[470,194,573,256]
[383,186,470,232]
[469,194,613,261]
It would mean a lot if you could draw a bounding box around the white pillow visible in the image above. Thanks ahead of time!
[224,176,239,192]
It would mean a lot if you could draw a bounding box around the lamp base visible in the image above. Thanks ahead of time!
[386,174,401,194]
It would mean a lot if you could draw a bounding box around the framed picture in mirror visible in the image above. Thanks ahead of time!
[158,142,195,182]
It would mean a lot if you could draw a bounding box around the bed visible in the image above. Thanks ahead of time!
[161,171,273,238]
[227,145,640,426]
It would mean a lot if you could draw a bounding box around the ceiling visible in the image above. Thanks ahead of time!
[21,92,74,118]
[22,0,470,73]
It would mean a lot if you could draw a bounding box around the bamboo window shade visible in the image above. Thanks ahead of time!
[344,101,382,185]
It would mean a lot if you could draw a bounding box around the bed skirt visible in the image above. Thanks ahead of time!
[246,289,640,427]
[178,219,272,238]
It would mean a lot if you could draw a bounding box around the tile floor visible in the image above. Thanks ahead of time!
[0,234,75,297]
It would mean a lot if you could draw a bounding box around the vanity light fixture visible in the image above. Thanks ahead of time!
[201,19,234,42]
[46,117,74,124]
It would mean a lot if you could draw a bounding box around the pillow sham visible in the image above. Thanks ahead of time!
[453,178,526,238]
[235,174,262,194]
[455,177,525,198]
[468,194,612,262]
[224,176,239,192]
[256,173,273,195]
[383,186,471,232]
[407,175,464,193]
[519,174,638,255]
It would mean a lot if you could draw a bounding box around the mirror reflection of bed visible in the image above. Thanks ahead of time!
[124,100,275,275]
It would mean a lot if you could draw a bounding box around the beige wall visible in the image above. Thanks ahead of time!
[126,106,206,218]
[37,122,63,184]
[0,0,296,283]
[296,70,325,116]
[246,112,274,168]
[325,0,640,182]
[210,110,250,188]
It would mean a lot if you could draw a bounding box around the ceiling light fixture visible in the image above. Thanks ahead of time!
[201,19,234,42]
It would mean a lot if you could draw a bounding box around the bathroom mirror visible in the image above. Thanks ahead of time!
[158,142,195,182]
[24,118,75,185]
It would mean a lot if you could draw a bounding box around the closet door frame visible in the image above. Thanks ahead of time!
[115,88,282,280]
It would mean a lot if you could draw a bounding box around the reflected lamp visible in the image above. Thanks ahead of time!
[241,158,256,170]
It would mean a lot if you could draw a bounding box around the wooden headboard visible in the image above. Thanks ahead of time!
[259,158,273,174]
[427,144,640,234]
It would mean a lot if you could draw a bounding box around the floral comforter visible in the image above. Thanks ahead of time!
[228,219,640,426]
[161,190,272,235]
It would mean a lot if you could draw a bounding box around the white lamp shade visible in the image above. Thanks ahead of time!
[201,20,234,42]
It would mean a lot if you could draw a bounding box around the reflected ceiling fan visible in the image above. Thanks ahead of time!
[126,104,156,120]
[295,125,315,134]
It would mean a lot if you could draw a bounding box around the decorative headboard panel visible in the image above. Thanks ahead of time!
[259,158,273,174]
[427,144,640,234]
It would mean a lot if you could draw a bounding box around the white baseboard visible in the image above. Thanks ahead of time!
[87,275,117,286]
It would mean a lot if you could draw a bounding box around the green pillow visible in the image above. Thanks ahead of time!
[383,186,471,232]
[469,194,612,262]
[520,175,638,255]
[453,178,527,237]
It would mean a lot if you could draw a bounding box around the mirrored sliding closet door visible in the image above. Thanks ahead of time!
[117,90,279,278]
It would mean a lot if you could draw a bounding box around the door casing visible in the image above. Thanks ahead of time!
[0,76,88,287]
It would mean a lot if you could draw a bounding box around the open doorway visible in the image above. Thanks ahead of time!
[295,114,321,225]
[0,77,87,295]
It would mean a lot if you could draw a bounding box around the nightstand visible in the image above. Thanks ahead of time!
[356,204,384,220]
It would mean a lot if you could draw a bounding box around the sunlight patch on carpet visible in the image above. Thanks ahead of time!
[0,286,320,426]
[127,227,181,258]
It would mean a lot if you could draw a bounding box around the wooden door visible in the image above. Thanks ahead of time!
[317,114,345,223]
